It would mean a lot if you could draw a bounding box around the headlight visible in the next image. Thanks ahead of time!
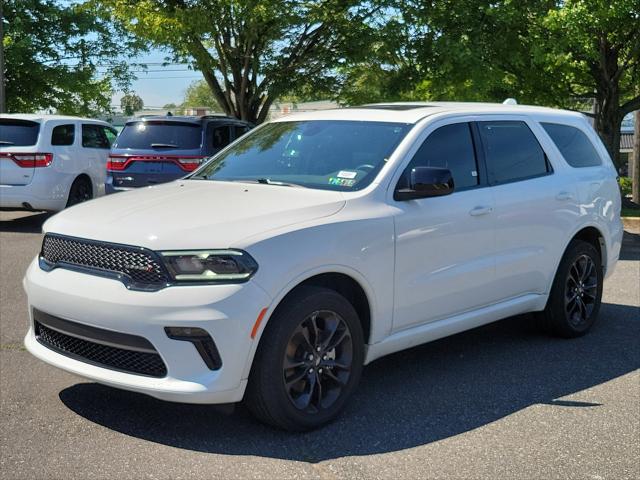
[160,250,258,283]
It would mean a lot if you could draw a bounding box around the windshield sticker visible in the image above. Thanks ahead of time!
[337,170,357,179]
[329,177,356,187]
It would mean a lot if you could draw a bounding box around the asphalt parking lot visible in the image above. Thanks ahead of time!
[0,210,638,480]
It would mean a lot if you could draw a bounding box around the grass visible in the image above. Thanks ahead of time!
[621,207,640,218]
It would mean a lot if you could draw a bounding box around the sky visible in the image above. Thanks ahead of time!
[109,50,203,110]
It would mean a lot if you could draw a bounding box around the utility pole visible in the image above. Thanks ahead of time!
[632,109,640,204]
[0,0,6,113]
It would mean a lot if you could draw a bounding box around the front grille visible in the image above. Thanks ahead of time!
[40,234,169,288]
[34,319,167,378]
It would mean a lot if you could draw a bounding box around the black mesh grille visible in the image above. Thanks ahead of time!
[41,234,168,287]
[35,321,167,378]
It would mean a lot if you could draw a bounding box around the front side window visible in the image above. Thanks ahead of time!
[82,124,110,149]
[541,123,602,168]
[401,122,479,190]
[51,124,75,146]
[0,119,40,146]
[192,120,411,191]
[478,121,550,184]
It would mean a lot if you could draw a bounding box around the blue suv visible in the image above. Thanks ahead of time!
[107,115,252,193]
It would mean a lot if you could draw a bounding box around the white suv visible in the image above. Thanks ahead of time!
[23,103,623,430]
[0,115,117,211]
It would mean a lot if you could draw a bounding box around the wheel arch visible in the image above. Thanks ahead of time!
[553,224,608,286]
[242,268,375,381]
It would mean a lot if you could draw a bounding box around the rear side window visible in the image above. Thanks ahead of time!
[212,126,232,149]
[478,121,550,185]
[51,124,75,146]
[115,121,202,149]
[234,125,250,139]
[404,122,479,190]
[103,127,118,147]
[541,123,602,168]
[82,124,110,149]
[0,119,40,146]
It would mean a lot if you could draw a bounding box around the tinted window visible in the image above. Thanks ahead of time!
[234,125,250,139]
[103,127,118,147]
[82,124,110,148]
[114,121,202,149]
[403,122,478,190]
[51,124,75,146]
[542,123,602,168]
[212,126,232,149]
[0,119,40,146]
[478,121,549,184]
[192,120,411,191]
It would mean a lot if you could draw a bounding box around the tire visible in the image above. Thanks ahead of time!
[66,177,93,207]
[538,239,603,338]
[245,286,365,431]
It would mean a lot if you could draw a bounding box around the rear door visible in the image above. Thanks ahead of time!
[0,118,41,185]
[476,117,577,300]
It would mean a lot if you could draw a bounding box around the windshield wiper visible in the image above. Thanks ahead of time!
[150,143,178,148]
[254,178,305,188]
[0,141,15,145]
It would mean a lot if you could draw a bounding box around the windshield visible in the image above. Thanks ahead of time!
[0,119,40,146]
[190,120,411,191]
[114,121,202,150]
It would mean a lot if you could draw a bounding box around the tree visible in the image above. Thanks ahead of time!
[349,1,639,167]
[181,79,220,111]
[96,0,382,123]
[120,93,143,115]
[2,0,144,115]
[633,109,640,204]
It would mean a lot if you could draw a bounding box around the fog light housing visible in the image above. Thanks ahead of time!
[165,327,222,370]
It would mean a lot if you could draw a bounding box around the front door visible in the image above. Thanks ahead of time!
[392,120,499,332]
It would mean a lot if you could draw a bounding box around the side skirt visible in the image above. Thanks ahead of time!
[364,294,547,365]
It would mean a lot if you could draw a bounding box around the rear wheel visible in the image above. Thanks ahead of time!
[538,239,603,338]
[245,286,364,431]
[66,177,92,207]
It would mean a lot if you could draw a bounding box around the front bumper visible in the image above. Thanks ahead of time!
[23,258,273,404]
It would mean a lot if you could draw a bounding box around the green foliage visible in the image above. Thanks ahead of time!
[95,0,383,123]
[3,0,145,115]
[181,80,221,111]
[120,93,144,115]
[619,176,632,197]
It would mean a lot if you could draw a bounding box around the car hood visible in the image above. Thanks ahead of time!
[43,180,346,250]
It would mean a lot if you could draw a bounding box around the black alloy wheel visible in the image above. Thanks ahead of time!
[283,310,353,413]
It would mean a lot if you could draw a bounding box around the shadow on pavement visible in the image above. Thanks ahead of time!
[59,303,640,462]
[0,212,52,234]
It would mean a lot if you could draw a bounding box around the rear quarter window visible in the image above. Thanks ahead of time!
[51,124,75,146]
[0,119,40,146]
[541,123,602,168]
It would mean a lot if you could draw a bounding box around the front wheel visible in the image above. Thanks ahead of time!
[245,286,364,431]
[538,239,603,338]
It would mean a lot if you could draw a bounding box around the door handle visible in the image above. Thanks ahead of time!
[469,206,493,216]
[556,191,574,201]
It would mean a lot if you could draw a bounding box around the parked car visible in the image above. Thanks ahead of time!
[106,115,252,192]
[24,103,623,431]
[0,115,116,212]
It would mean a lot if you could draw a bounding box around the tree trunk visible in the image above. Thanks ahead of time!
[594,93,623,171]
[632,109,640,204]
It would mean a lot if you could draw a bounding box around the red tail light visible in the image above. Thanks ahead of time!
[0,152,53,168]
[107,155,207,172]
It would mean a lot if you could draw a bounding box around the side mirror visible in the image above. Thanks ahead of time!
[395,166,455,201]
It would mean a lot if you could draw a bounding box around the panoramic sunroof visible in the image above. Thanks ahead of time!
[355,104,433,111]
